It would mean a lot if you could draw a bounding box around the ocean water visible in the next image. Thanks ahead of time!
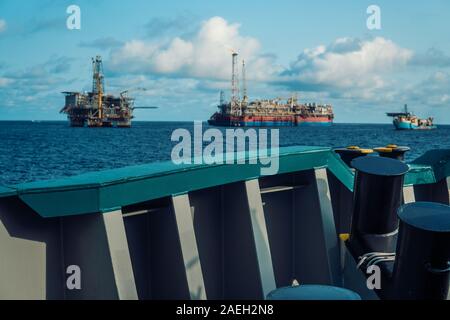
[0,121,449,186]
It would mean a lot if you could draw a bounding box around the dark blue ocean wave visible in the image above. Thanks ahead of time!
[0,121,448,186]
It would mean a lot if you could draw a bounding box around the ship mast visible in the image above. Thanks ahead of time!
[219,90,225,105]
[92,56,105,121]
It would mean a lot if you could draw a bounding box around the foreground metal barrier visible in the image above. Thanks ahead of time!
[0,146,450,299]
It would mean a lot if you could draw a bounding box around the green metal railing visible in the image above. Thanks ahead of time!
[1,146,450,218]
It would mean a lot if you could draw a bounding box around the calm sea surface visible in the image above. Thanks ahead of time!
[1,121,449,186]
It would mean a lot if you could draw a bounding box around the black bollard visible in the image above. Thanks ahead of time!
[393,202,450,300]
[374,145,411,161]
[350,156,409,238]
[334,146,374,168]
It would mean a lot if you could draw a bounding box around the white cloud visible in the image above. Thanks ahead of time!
[408,71,450,107]
[411,48,450,68]
[283,37,413,90]
[153,38,194,73]
[110,16,277,80]
[0,19,6,33]
[110,30,414,101]
[0,77,13,87]
[108,22,450,116]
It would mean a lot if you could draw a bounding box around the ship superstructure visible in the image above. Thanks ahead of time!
[386,104,436,130]
[61,56,143,128]
[208,52,334,127]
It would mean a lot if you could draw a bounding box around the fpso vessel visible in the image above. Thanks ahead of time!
[60,56,135,128]
[208,52,334,127]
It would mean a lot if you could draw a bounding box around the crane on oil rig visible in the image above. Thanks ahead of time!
[120,88,159,110]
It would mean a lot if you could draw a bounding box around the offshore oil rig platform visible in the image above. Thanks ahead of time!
[60,56,154,128]
[208,52,334,127]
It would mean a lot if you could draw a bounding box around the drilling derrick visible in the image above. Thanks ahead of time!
[231,52,241,115]
[92,56,105,122]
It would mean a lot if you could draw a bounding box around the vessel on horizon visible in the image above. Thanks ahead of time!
[386,104,436,130]
[208,52,334,127]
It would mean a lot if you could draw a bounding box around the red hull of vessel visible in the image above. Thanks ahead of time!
[208,114,333,127]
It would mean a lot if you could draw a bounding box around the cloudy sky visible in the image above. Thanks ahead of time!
[0,0,449,123]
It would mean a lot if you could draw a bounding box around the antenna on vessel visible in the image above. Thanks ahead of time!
[242,59,248,104]
[219,90,225,105]
[404,104,408,114]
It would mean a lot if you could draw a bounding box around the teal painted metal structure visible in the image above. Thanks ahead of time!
[1,146,450,218]
[0,186,15,198]
[409,150,450,183]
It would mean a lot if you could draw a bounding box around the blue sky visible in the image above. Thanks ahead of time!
[0,0,449,123]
